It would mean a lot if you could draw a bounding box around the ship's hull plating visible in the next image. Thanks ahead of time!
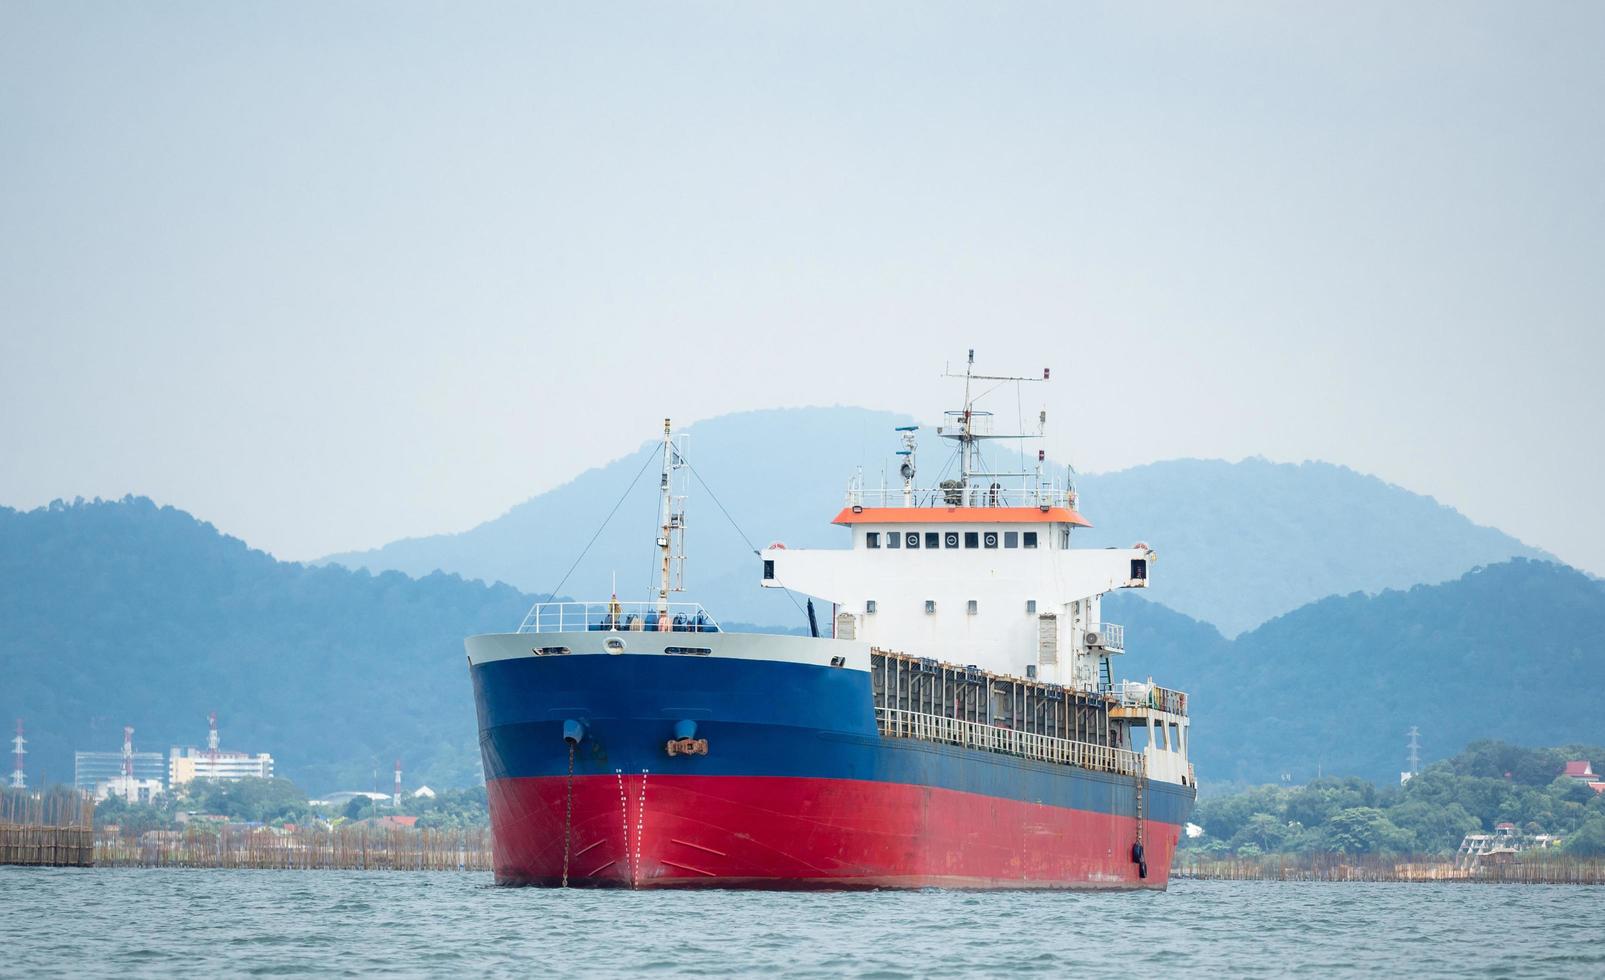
[472,650,1193,889]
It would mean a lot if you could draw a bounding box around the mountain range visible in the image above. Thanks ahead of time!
[320,407,1546,637]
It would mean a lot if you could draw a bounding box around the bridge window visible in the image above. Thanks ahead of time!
[924,600,936,614]
[925,531,939,548]
[865,532,880,549]
[983,531,999,549]
[1169,722,1182,753]
[1025,599,1037,614]
[1023,531,1038,549]
[1131,558,1148,580]
[964,531,979,548]
[944,532,959,548]
[905,532,920,549]
[865,600,877,614]
[762,559,774,580]
[966,599,978,615]
[1004,531,1018,548]
[887,531,900,549]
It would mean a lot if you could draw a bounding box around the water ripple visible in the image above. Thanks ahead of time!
[2,870,1601,977]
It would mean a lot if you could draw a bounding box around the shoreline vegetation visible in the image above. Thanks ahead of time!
[1182,741,1605,867]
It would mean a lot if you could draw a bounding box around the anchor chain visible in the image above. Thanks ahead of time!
[561,742,575,887]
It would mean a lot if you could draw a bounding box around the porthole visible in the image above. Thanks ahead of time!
[603,637,626,654]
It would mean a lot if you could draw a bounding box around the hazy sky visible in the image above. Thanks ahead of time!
[4,2,1603,573]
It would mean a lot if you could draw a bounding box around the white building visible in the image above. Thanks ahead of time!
[169,747,275,787]
[75,750,165,792]
[95,775,164,804]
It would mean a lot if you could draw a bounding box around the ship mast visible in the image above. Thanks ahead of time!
[941,350,1050,506]
[656,418,687,615]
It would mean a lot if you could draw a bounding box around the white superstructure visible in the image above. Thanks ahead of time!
[758,351,1189,784]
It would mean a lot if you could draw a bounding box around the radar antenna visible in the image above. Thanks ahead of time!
[938,349,1051,507]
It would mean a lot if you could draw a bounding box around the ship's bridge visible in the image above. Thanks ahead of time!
[760,490,1153,689]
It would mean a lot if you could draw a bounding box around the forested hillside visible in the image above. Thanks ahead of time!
[0,497,530,793]
[1110,559,1605,784]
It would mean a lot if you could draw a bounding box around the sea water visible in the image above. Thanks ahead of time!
[2,869,1601,977]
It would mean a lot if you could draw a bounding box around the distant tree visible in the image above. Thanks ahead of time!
[1451,741,1568,786]
[1565,816,1605,856]
[1550,776,1598,807]
[1194,785,1287,842]
[1385,801,1480,854]
[1230,812,1293,854]
[184,777,308,823]
[1284,778,1375,829]
[343,795,373,821]
[1325,807,1417,855]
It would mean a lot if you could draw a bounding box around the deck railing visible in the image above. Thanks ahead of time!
[876,707,1144,778]
[517,601,721,635]
[845,485,1079,511]
[1104,680,1189,716]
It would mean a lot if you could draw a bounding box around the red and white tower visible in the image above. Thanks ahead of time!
[9,719,25,790]
[393,759,402,808]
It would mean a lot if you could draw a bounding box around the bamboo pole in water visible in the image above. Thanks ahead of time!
[1173,852,1605,884]
[0,788,96,867]
[91,823,495,871]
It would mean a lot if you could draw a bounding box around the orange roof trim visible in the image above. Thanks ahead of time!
[832,506,1092,527]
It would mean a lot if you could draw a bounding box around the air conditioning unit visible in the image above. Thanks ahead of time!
[1085,631,1105,648]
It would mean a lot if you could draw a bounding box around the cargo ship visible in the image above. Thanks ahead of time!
[467,354,1196,888]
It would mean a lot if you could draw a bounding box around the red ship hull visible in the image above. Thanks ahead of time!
[489,774,1181,889]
